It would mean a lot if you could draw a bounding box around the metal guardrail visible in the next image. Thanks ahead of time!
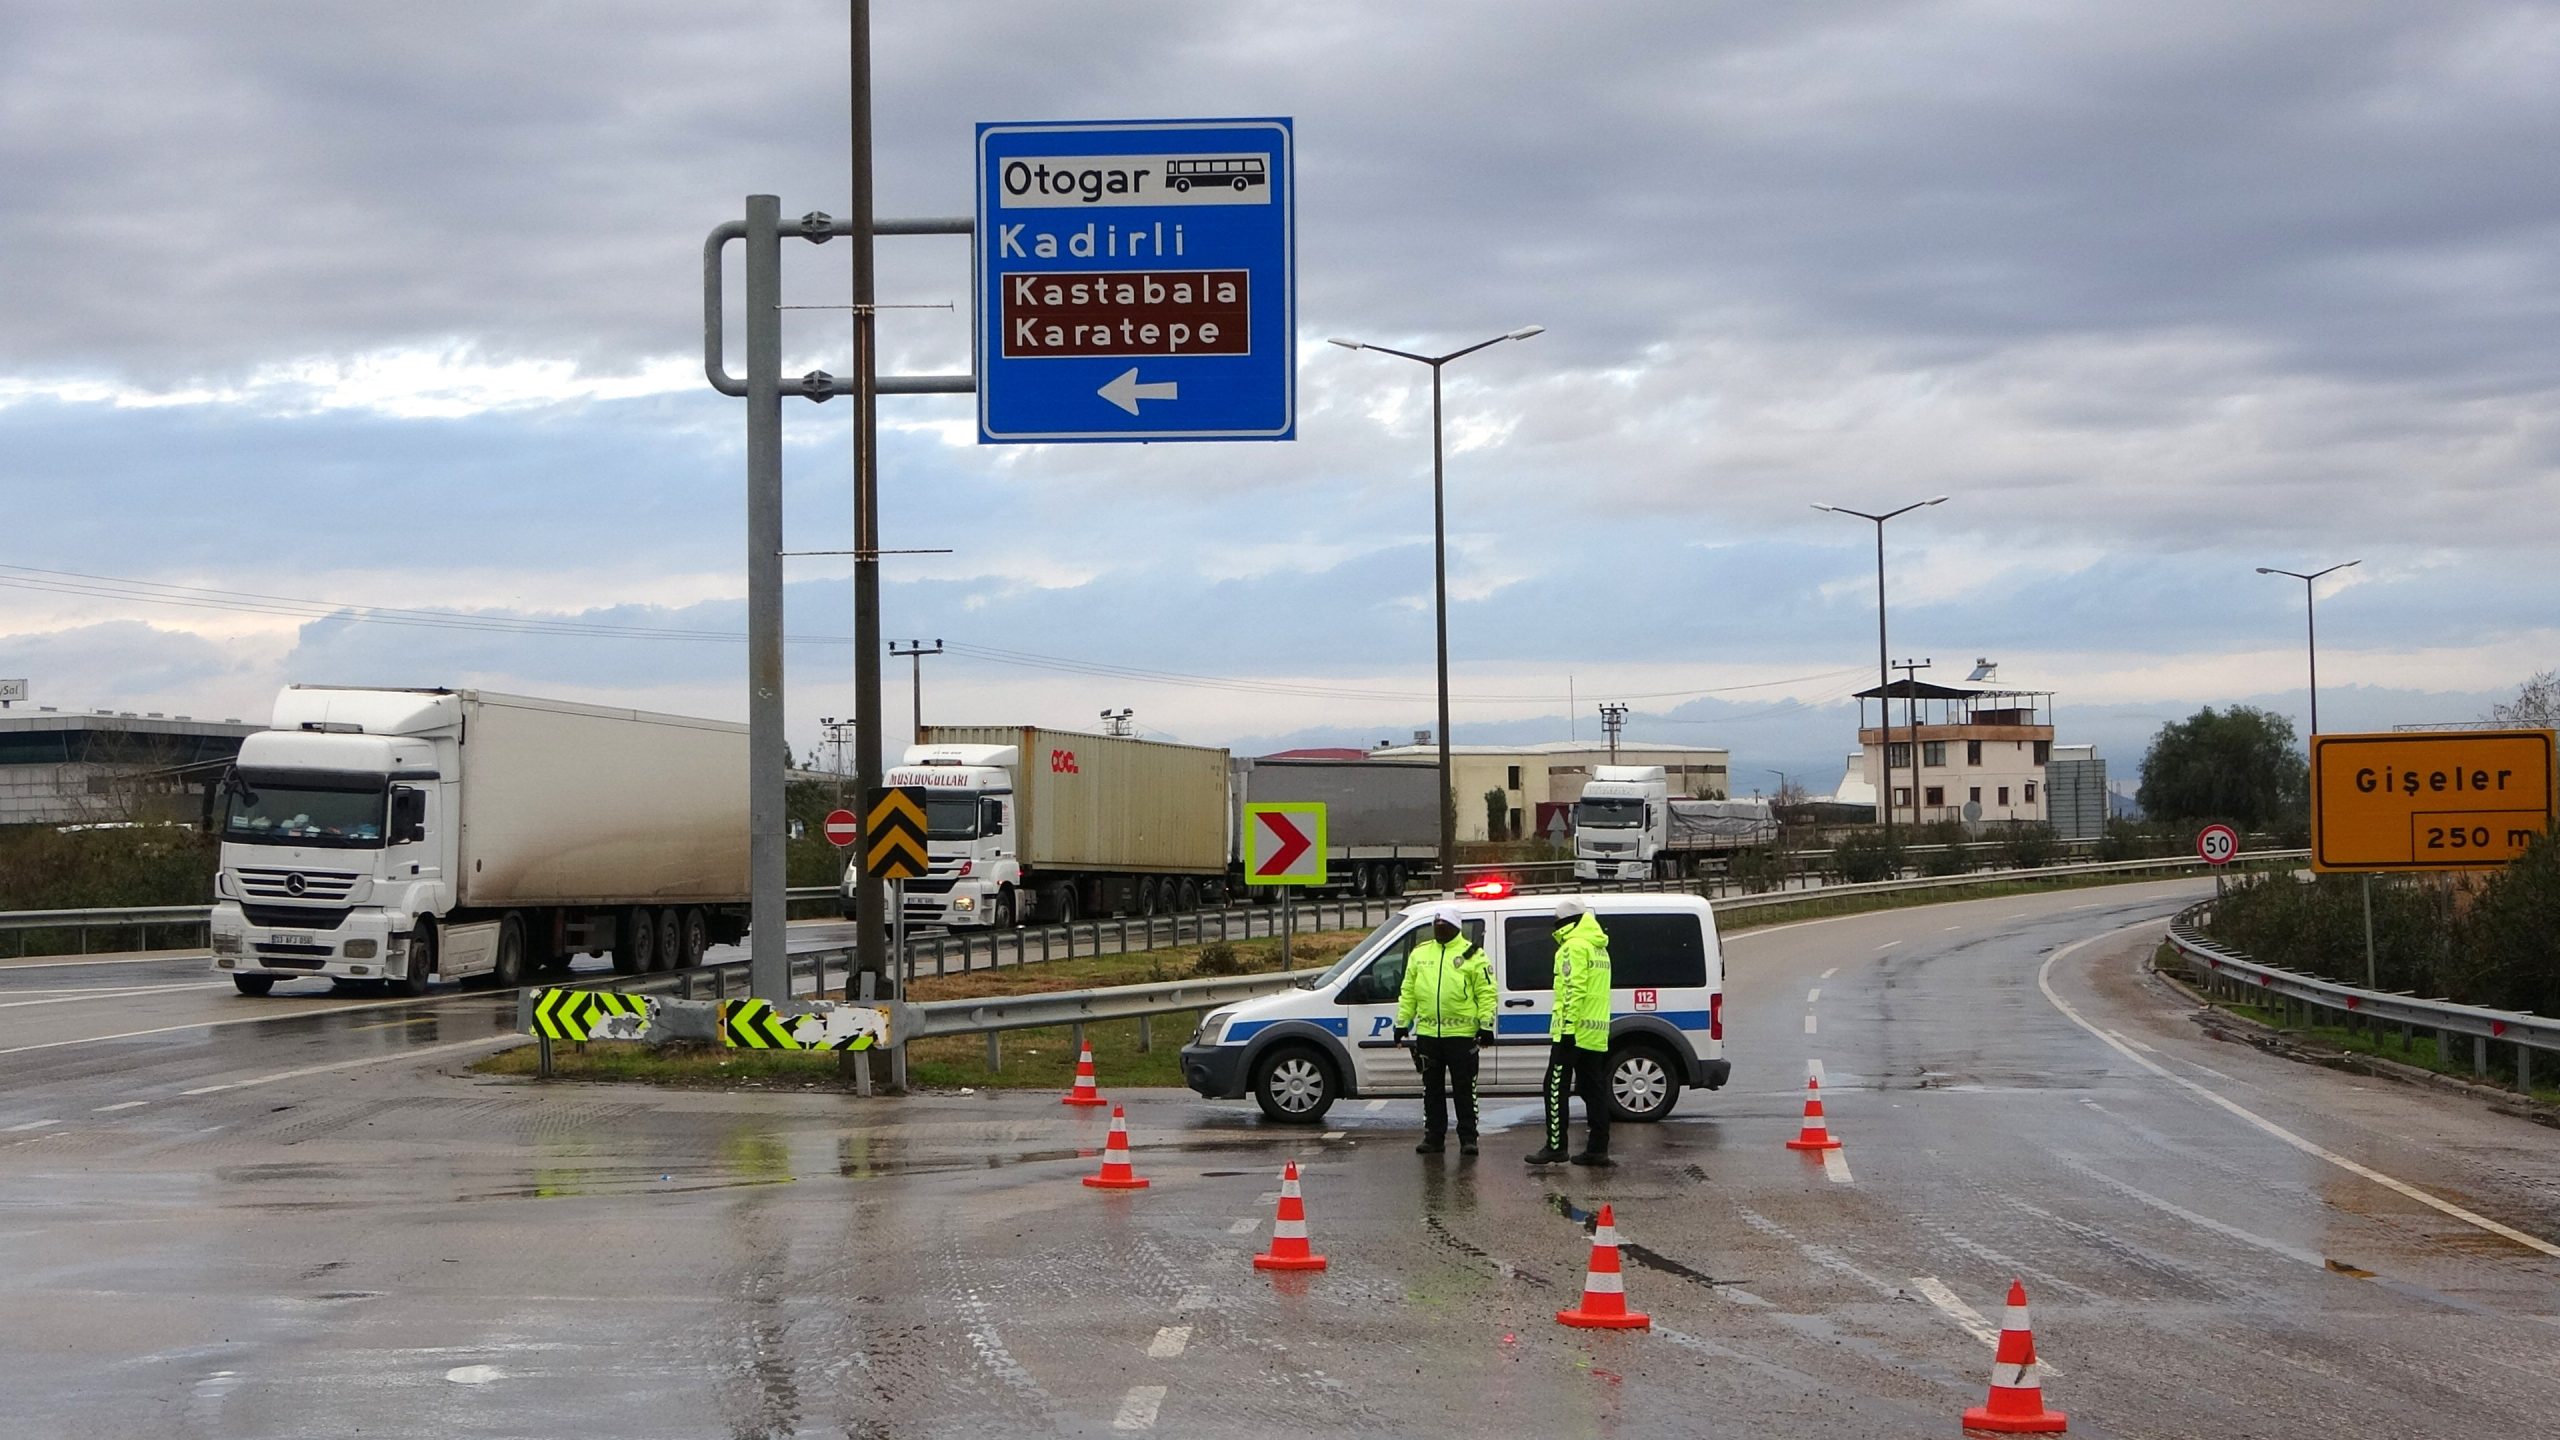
[2163,898,2554,1094]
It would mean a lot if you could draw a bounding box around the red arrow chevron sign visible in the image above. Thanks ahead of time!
[1244,801,1326,887]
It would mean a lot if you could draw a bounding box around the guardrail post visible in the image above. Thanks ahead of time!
[2518,1042,2533,1095]
[1065,922,1077,958]
[1041,927,1052,963]
[813,951,827,999]
[715,967,729,999]
[679,972,694,1000]
[1117,916,1129,953]
[985,1030,1001,1073]
[2473,1034,2489,1080]
[1072,1021,1086,1054]
[1013,926,1025,967]
[935,938,947,978]
[1137,1014,1152,1052]
[538,1032,554,1079]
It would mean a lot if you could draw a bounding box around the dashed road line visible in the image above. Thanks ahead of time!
[1910,1275,2000,1346]
[1145,1326,1190,1359]
[1111,1385,1166,1430]
[1320,1130,1345,1142]
[1803,1014,1817,1035]
[1822,1149,1852,1184]
[1819,966,1838,980]
[179,1034,519,1100]
[0,982,228,1010]
[92,1101,148,1113]
[4,1118,61,1132]
[1225,1217,1257,1235]
[1876,940,1901,951]
[1805,987,1821,1005]
[1363,1098,1387,1112]
[2040,925,2560,1260]
[1808,1058,1826,1084]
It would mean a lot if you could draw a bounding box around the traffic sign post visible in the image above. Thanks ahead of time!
[975,118,1295,443]
[2309,730,2557,872]
[2196,823,2239,866]
[823,808,860,849]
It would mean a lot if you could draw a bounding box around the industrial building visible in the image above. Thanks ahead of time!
[1365,739,1730,842]
[0,707,259,827]
[1851,661,2080,830]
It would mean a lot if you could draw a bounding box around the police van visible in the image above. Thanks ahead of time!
[1180,891,1730,1124]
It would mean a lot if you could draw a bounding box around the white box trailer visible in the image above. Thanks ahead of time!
[209,687,749,995]
[868,725,1229,929]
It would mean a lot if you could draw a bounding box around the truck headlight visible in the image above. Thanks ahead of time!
[344,939,377,960]
[210,929,243,955]
[952,895,975,911]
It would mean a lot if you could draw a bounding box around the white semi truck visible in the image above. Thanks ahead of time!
[1573,764,1777,881]
[853,725,1230,930]
[210,686,750,996]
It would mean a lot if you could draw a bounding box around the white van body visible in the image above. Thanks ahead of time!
[1180,892,1731,1124]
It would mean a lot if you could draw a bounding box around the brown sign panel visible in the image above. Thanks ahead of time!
[2309,730,2557,871]
[1000,269,1250,359]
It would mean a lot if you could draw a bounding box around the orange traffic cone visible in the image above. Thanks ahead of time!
[1081,1105,1150,1190]
[1555,1204,1650,1330]
[1252,1162,1328,1272]
[1060,1041,1108,1107]
[1784,1075,1843,1152]
[1962,1280,2066,1433]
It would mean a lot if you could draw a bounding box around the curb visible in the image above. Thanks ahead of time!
[2146,955,2560,1130]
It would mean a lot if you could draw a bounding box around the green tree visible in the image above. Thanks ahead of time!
[2136,706,2306,828]
[1482,787,1511,842]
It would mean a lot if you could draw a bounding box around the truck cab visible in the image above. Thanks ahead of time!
[865,743,1026,931]
[209,689,460,995]
[1573,765,1669,881]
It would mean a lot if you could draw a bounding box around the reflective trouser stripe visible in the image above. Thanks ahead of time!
[1546,1048,1571,1151]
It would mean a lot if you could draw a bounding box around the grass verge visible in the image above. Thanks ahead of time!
[2154,944,2560,1105]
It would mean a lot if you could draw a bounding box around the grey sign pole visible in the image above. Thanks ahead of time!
[850,0,889,997]
[745,194,790,1002]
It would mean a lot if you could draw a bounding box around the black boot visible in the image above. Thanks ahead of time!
[1416,1137,1445,1154]
[1569,1150,1614,1168]
[1523,1146,1568,1164]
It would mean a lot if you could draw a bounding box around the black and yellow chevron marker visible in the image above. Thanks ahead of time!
[530,987,650,1042]
[863,785,929,881]
[720,997,888,1051]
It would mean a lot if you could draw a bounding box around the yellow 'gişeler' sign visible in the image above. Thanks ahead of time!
[2309,730,2556,872]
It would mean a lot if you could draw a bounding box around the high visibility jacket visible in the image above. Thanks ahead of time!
[1550,913,1612,1051]
[1396,937,1496,1039]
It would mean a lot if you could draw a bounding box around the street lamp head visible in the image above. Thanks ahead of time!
[1326,337,1363,351]
[2254,567,2277,575]
[1924,495,1949,506]
[1810,503,1838,514]
[1505,325,1545,341]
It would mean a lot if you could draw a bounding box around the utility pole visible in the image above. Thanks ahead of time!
[889,639,942,745]
[847,0,888,994]
[1893,657,1932,831]
[819,715,856,806]
[1598,702,1629,762]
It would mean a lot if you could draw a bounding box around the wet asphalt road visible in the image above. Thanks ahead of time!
[3,879,2555,1438]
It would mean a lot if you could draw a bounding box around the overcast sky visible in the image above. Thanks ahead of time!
[4,2,2555,792]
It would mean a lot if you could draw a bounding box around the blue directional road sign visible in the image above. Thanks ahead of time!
[975,118,1295,444]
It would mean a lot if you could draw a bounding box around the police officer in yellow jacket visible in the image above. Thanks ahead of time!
[1526,898,1614,1167]
[1393,908,1496,1155]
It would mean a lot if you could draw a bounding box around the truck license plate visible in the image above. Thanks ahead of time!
[274,933,316,947]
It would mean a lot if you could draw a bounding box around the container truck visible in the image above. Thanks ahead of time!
[851,725,1229,930]
[1226,756,1436,897]
[1573,765,1777,881]
[209,686,750,996]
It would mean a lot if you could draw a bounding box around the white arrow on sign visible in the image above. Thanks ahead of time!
[1098,368,1179,415]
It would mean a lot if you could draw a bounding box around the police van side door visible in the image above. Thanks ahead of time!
[1492,915,1562,1089]
[1333,920,1482,1096]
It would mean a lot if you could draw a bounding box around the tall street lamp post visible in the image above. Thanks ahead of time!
[1332,325,1544,892]
[1813,497,1947,858]
[2253,561,2360,736]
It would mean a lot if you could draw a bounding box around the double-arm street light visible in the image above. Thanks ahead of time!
[1812,496,1947,855]
[2254,560,2360,735]
[1331,325,1545,892]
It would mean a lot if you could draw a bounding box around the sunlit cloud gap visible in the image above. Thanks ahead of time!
[0,563,1865,708]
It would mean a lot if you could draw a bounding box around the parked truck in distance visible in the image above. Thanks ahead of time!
[854,725,1229,930]
[1573,764,1777,881]
[209,686,750,996]
[1228,755,1436,898]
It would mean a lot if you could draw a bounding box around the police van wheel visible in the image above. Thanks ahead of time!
[1607,1044,1681,1123]
[232,974,275,997]
[1251,1045,1336,1124]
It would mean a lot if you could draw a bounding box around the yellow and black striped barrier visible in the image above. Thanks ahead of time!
[721,996,886,1051]
[530,987,653,1042]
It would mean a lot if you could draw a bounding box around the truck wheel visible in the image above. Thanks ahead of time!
[992,886,1018,931]
[653,909,682,972]
[612,907,655,974]
[680,908,709,968]
[488,914,527,989]
[1606,1042,1682,1123]
[1176,878,1201,912]
[1138,878,1159,918]
[1251,1044,1337,1124]
[232,974,275,997]
[393,922,435,997]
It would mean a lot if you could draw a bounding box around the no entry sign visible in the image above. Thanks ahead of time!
[823,809,860,849]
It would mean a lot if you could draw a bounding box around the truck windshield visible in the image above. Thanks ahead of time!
[221,780,388,848]
[1575,798,1645,829]
[925,795,982,840]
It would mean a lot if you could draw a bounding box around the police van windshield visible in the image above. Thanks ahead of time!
[1308,920,1407,988]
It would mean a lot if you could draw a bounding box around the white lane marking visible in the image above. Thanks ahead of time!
[1146,1326,1190,1359]
[221,1035,521,1094]
[1226,1218,1258,1235]
[1364,1098,1387,1112]
[1803,1014,1817,1035]
[1808,1059,1826,1085]
[179,1085,232,1096]
[1112,1385,1167,1430]
[2054,1154,2325,1269]
[1822,1149,1853,1184]
[1910,1276,2001,1347]
[2107,1030,2158,1054]
[2006,913,2031,921]
[0,982,229,1010]
[2068,901,2104,910]
[0,990,489,1060]
[1942,924,1962,932]
[1876,940,1901,951]
[0,953,213,972]
[2039,927,2560,1259]
[1321,1131,1345,1142]
[1806,987,1822,1005]
[444,1365,505,1385]
[1175,1286,1215,1312]
[4,1118,61,1132]
[1819,967,1838,980]
[92,1101,148,1113]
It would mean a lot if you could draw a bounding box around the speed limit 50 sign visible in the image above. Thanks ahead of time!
[2196,823,2238,866]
